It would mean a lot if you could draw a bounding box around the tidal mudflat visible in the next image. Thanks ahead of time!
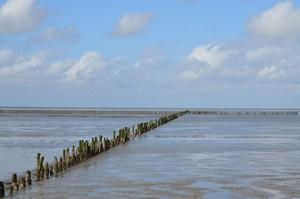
[1,113,300,198]
[0,114,156,181]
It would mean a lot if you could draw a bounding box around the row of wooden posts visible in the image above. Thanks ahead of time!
[0,110,189,198]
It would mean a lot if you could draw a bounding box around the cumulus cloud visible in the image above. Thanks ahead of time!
[0,51,46,77]
[47,59,74,75]
[180,1,300,86]
[112,13,152,36]
[65,51,107,82]
[2,1,300,91]
[188,43,237,67]
[257,65,286,80]
[181,43,243,81]
[180,41,298,83]
[0,49,111,84]
[246,46,283,62]
[0,0,46,34]
[248,1,300,39]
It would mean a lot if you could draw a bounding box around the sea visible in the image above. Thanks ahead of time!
[0,108,300,198]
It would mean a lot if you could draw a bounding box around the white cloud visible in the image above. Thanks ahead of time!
[188,43,237,67]
[65,51,107,82]
[0,0,46,34]
[246,46,283,62]
[112,13,152,36]
[180,2,300,85]
[179,70,199,81]
[180,41,297,83]
[257,65,286,80]
[0,52,45,77]
[47,59,73,75]
[0,50,110,84]
[248,1,300,39]
[2,1,300,91]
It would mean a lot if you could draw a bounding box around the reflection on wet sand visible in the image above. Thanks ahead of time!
[4,115,300,198]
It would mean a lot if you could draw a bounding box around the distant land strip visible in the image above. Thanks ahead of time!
[0,108,299,116]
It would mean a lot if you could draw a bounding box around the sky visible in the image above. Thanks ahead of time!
[0,0,300,108]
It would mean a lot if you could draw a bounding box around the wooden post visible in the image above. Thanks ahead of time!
[91,138,95,155]
[72,145,76,166]
[49,165,54,176]
[41,165,45,181]
[66,148,70,168]
[19,177,26,188]
[36,153,41,178]
[38,156,44,181]
[102,138,105,152]
[63,149,66,170]
[78,142,83,162]
[11,173,18,190]
[0,181,4,198]
[26,170,32,185]
[113,131,116,146]
[54,156,58,176]
[59,156,63,172]
[132,125,134,139]
[45,162,49,179]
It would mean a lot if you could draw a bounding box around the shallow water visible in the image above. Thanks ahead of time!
[2,114,300,198]
[0,114,156,181]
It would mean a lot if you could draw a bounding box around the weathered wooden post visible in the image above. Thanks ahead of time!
[41,165,45,181]
[107,139,111,149]
[45,162,49,179]
[62,149,66,170]
[78,141,83,162]
[26,170,32,185]
[54,156,58,176]
[102,137,106,151]
[86,140,90,158]
[132,125,135,139]
[49,165,54,176]
[0,181,4,198]
[59,157,63,172]
[113,131,116,146]
[38,156,44,181]
[11,173,18,190]
[36,153,41,178]
[66,148,70,168]
[19,177,26,188]
[99,136,103,152]
[91,138,95,155]
[72,145,76,165]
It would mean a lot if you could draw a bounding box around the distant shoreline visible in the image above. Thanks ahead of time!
[0,107,299,116]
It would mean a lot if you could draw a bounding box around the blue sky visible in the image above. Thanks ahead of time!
[0,0,300,108]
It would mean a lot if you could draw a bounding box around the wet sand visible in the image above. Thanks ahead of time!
[4,114,300,198]
[0,114,156,181]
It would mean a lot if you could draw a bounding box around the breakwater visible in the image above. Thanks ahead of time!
[191,110,299,116]
[0,110,188,198]
[0,108,298,116]
[0,108,183,116]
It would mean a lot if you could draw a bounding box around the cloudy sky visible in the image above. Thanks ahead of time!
[0,0,300,108]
